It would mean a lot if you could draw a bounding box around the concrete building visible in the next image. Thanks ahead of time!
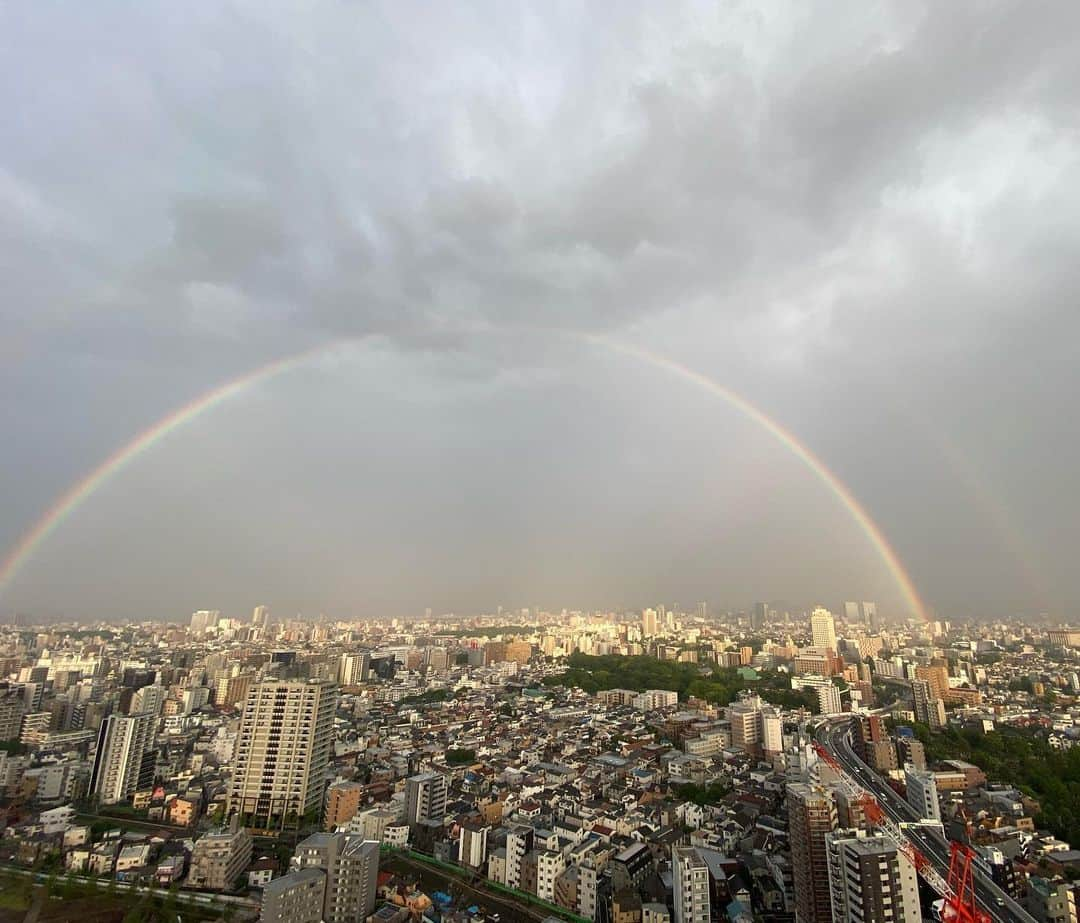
[459,823,489,871]
[505,825,535,890]
[294,832,380,923]
[904,766,941,821]
[810,608,837,652]
[89,712,156,805]
[324,781,364,829]
[788,784,838,923]
[1025,876,1078,923]
[403,772,447,830]
[672,845,710,923]
[826,831,920,923]
[260,867,326,923]
[229,679,338,828]
[188,827,253,891]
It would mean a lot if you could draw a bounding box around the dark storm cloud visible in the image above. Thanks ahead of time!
[2,1,1079,618]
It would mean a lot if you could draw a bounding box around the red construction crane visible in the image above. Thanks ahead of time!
[812,742,990,923]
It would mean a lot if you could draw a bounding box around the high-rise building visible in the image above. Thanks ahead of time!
[842,601,861,624]
[672,845,710,923]
[904,766,941,821]
[810,608,837,652]
[130,684,166,716]
[190,610,221,634]
[642,608,659,638]
[505,825,535,890]
[911,678,946,729]
[859,602,877,630]
[294,833,380,923]
[337,652,369,687]
[459,823,489,870]
[229,680,338,828]
[816,685,843,716]
[252,605,269,628]
[826,831,920,923]
[89,712,157,805]
[324,781,364,829]
[260,867,325,923]
[403,772,448,830]
[788,783,838,923]
[751,602,768,631]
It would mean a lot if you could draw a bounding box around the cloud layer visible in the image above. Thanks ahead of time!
[2,1,1078,620]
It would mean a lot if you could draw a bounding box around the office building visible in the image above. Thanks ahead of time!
[403,771,448,829]
[89,712,156,805]
[788,784,838,923]
[826,831,920,923]
[642,608,659,638]
[252,605,269,628]
[672,845,710,923]
[810,608,837,652]
[229,680,338,828]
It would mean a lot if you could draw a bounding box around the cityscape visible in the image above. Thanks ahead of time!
[0,604,1078,922]
[4,3,1080,923]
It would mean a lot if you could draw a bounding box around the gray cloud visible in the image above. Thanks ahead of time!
[2,1,1079,619]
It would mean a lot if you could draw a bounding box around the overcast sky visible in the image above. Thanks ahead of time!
[2,1,1078,622]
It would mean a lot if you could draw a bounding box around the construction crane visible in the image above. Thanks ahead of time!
[813,742,990,923]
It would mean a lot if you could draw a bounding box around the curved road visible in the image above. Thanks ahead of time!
[815,717,1037,923]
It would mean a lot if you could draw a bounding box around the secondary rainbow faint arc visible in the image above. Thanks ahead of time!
[0,333,929,621]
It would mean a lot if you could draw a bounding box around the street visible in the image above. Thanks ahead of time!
[816,718,1038,923]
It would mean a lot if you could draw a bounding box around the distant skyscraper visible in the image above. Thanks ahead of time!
[190,610,220,634]
[89,712,157,805]
[642,608,659,638]
[752,602,768,631]
[810,608,837,651]
[252,605,269,627]
[826,831,920,923]
[842,601,860,624]
[860,602,877,630]
[229,679,338,828]
[337,652,369,686]
[788,783,838,923]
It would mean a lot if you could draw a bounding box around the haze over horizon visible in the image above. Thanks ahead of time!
[3,2,1079,622]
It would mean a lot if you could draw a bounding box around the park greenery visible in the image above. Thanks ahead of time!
[543,652,817,710]
[913,723,1079,842]
[446,748,477,765]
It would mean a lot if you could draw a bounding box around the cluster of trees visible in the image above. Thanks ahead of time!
[543,653,817,711]
[914,724,1079,841]
[446,748,477,765]
[399,689,450,706]
[670,780,731,806]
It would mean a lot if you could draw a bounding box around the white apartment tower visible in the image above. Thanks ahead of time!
[229,679,338,828]
[672,845,711,923]
[89,712,157,805]
[810,608,838,651]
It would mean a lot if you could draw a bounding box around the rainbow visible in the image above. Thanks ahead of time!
[0,332,929,620]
